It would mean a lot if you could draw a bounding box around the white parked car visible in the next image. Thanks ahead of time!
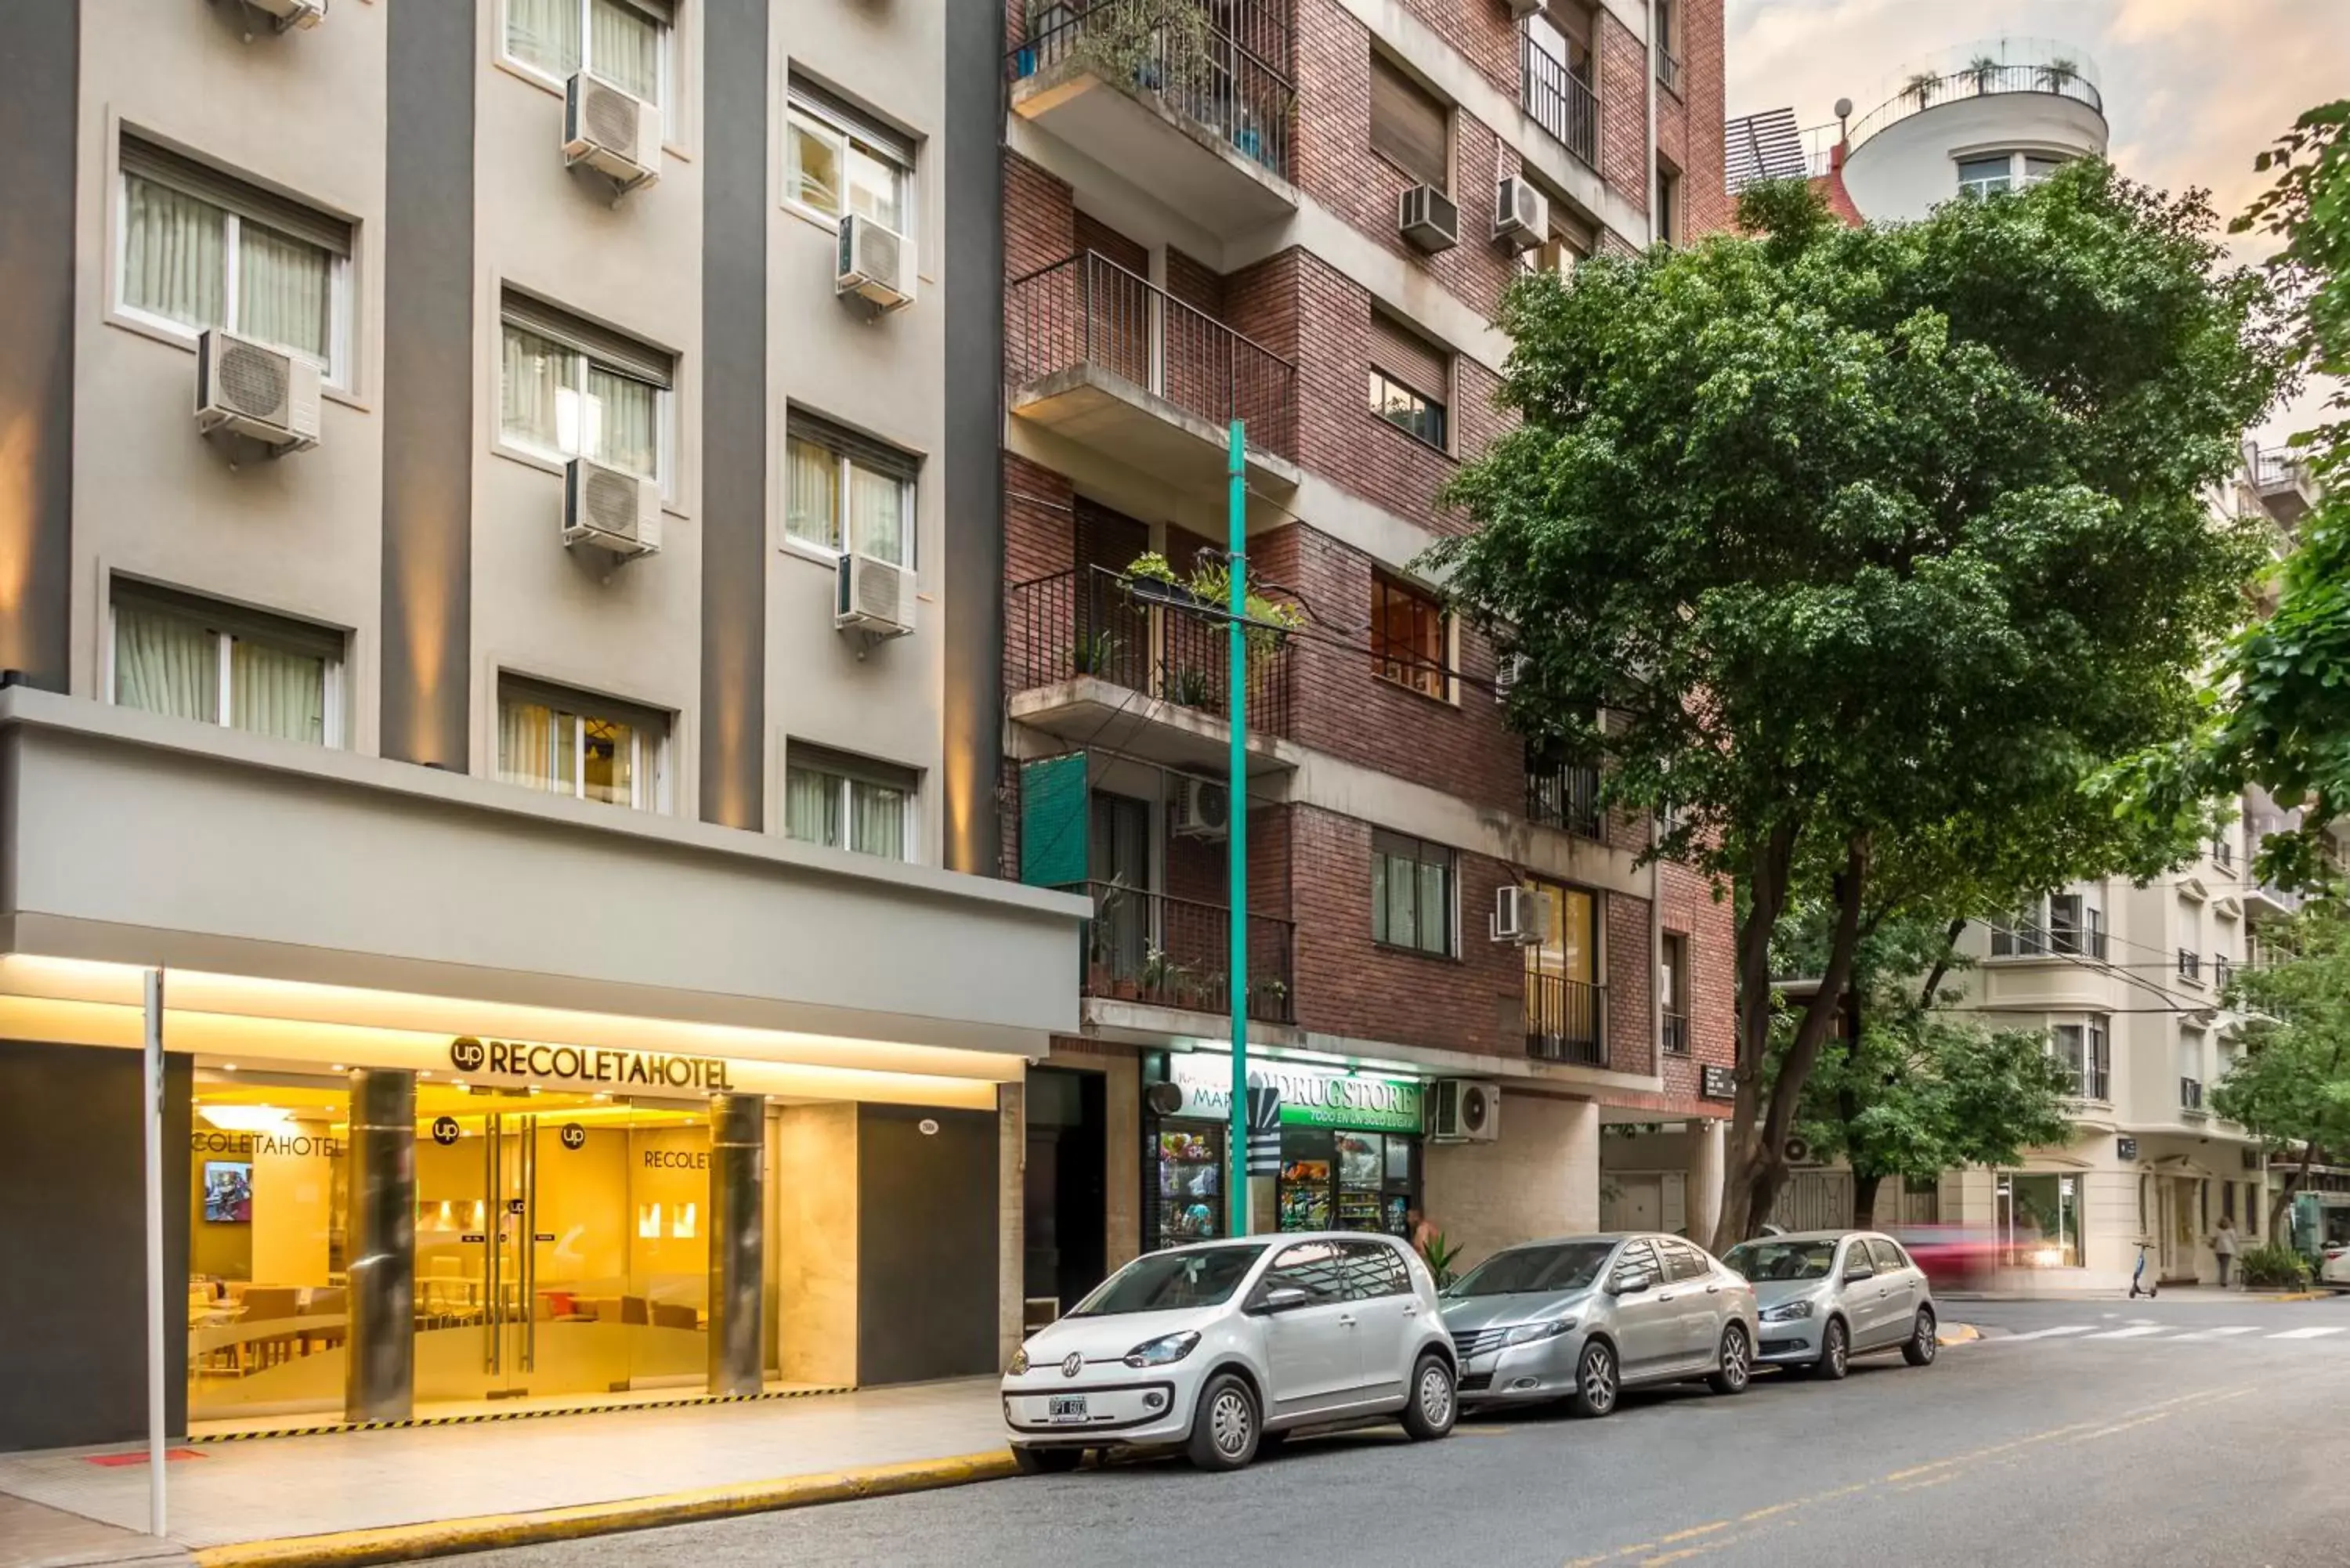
[2320,1241,2350,1287]
[1001,1233,1458,1472]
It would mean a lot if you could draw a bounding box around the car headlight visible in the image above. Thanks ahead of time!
[1502,1318,1577,1346]
[1758,1299,1816,1323]
[1123,1331,1201,1368]
[1007,1346,1030,1376]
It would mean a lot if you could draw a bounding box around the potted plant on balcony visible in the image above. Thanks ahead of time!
[1902,70,1941,109]
[1249,975,1289,1017]
[1068,627,1119,677]
[1965,53,2004,95]
[2036,56,2081,93]
[1063,0,1218,105]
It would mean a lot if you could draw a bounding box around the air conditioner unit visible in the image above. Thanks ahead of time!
[1397,183,1459,253]
[834,552,916,638]
[837,215,914,312]
[1432,1080,1500,1143]
[195,329,321,453]
[240,0,327,29]
[1494,175,1548,250]
[1493,652,1529,703]
[1491,884,1549,945]
[562,457,662,558]
[1504,0,1545,19]
[1173,778,1231,840]
[564,71,662,190]
[1784,1136,1819,1166]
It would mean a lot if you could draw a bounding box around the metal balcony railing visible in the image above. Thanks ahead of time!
[1527,973,1606,1066]
[1005,565,1295,736]
[2252,446,2310,491]
[1526,751,1603,840]
[1662,1011,1690,1056]
[1068,880,1296,1024]
[2178,949,2202,984]
[1846,46,2104,155]
[1520,32,1598,170]
[2180,1077,2205,1113]
[1657,49,1682,94]
[1007,250,1298,461]
[1010,0,1296,181]
[2215,955,2236,992]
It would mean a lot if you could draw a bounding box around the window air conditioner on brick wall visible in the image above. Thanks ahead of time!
[565,71,662,194]
[1398,184,1459,253]
[1174,778,1231,840]
[1505,0,1546,20]
[1494,652,1529,703]
[1494,175,1548,250]
[1491,884,1549,945]
[1432,1081,1500,1142]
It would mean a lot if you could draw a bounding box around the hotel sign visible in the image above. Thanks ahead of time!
[1169,1054,1421,1134]
[449,1036,732,1093]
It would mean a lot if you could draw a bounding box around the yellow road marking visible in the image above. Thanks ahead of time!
[1654,1522,1730,1545]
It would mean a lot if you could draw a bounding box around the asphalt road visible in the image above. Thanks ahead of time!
[452,1295,2350,1568]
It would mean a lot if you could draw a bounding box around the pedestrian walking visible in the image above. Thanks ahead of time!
[2213,1213,2240,1288]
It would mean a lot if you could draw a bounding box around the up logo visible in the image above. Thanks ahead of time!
[450,1037,488,1072]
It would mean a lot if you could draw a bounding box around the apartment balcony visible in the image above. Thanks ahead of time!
[1526,749,1604,840]
[1662,1011,1690,1057]
[1009,0,1299,237]
[1527,972,1606,1067]
[1006,565,1297,775]
[1656,49,1682,96]
[2180,1077,2207,1118]
[1068,880,1296,1025]
[1521,31,1598,171]
[2250,446,2317,530]
[1007,251,1300,495]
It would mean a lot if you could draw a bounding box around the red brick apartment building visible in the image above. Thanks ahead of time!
[992,0,1734,1327]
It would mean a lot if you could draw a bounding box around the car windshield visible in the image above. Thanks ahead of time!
[1067,1245,1268,1316]
[1722,1239,1838,1282]
[1445,1241,1616,1297]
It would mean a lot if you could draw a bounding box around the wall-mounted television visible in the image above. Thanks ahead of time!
[202,1161,252,1224]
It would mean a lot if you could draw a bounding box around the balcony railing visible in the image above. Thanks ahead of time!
[1520,33,1597,170]
[1846,45,2105,155]
[2178,948,2202,984]
[2180,1077,2205,1113]
[2252,446,2310,492]
[1011,0,1296,181]
[1068,880,1296,1024]
[1007,565,1294,737]
[1007,250,1298,461]
[2215,955,2235,992]
[1527,973,1606,1066]
[1662,1011,1690,1056]
[1527,751,1603,840]
[1657,49,1682,95]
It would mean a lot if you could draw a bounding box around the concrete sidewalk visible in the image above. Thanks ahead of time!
[0,1380,1007,1568]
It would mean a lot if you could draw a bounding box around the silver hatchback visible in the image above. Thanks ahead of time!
[1720,1231,1939,1380]
[1438,1234,1760,1418]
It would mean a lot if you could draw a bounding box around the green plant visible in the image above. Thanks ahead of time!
[1138,945,1184,997]
[1419,1230,1463,1290]
[1061,0,1217,103]
[2237,1243,2313,1290]
[1965,53,2003,94]
[2037,56,2079,92]
[1068,628,1119,676]
[1903,70,1942,108]
[1126,549,1304,667]
[1249,976,1289,1013]
[1167,663,1217,708]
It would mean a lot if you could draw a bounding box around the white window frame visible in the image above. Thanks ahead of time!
[496,316,674,495]
[1371,829,1459,959]
[499,0,674,114]
[103,588,346,747]
[495,681,670,814]
[782,432,917,569]
[112,164,353,391]
[783,747,919,862]
[783,99,914,240]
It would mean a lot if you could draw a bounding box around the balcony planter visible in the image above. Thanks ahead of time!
[1014,45,1038,78]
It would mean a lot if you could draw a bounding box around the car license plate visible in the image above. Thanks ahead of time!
[1047,1395,1088,1422]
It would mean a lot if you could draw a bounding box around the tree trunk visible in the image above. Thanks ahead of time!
[1915,917,1969,1010]
[1712,831,1874,1252]
[1852,1171,1884,1231]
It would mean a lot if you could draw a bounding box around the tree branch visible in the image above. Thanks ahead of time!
[1916,917,1970,1011]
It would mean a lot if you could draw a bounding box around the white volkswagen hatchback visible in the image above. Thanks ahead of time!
[1002,1233,1458,1472]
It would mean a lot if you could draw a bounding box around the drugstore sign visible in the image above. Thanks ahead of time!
[1169,1055,1421,1134]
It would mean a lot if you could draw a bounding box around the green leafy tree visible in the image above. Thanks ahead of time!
[2215,901,2350,1238]
[2110,101,2348,891]
[1431,166,2286,1249]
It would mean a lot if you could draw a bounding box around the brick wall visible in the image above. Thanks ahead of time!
[1677,1,1732,237]
[1596,10,1650,220]
[1005,151,1073,280]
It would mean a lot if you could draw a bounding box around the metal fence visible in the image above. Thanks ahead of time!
[1520,32,1598,170]
[1846,61,2103,154]
[1526,752,1603,840]
[1527,973,1605,1066]
[1068,880,1296,1024]
[1006,250,1298,461]
[1005,565,1295,737]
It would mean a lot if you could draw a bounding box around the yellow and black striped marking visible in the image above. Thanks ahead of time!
[189,1384,855,1443]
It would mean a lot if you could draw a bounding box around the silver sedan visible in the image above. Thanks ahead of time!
[1720,1230,1940,1380]
[1438,1234,1760,1418]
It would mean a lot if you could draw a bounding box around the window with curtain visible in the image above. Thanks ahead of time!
[1368,52,1450,192]
[505,0,670,107]
[783,743,918,860]
[498,291,672,482]
[1371,829,1454,957]
[1371,573,1448,699]
[496,678,667,811]
[784,76,914,233]
[110,583,342,746]
[116,135,351,380]
[1958,153,2016,197]
[783,408,917,566]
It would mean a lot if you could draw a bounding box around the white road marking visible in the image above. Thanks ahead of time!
[2082,1326,2169,1339]
[2267,1325,2346,1340]
[1999,1325,2095,1340]
[2167,1327,2261,1341]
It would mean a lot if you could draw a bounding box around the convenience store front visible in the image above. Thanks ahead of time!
[1144,1052,1423,1250]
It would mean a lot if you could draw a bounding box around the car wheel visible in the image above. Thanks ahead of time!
[1817,1317,1850,1381]
[1903,1306,1939,1367]
[1186,1372,1260,1472]
[1400,1353,1456,1441]
[1567,1339,1619,1418]
[1708,1323,1752,1396]
[1011,1446,1083,1476]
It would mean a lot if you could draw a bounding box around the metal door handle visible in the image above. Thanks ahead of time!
[1705,1284,1721,1294]
[1403,1305,1418,1317]
[1657,1292,1676,1302]
[1338,1314,1357,1327]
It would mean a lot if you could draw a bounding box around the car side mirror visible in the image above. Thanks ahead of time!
[1253,1285,1311,1315]
[1844,1265,1874,1283]
[1609,1270,1648,1295]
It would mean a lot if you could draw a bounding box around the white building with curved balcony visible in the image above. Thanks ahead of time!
[1835,38,2108,221]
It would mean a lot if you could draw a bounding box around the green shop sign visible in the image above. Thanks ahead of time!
[1167,1054,1422,1134]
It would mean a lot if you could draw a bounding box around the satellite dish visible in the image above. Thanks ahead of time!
[1834,96,1853,120]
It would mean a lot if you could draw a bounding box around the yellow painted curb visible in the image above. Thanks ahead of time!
[190,1450,1018,1568]
[2252,1290,2327,1302]
[1936,1324,1980,1346]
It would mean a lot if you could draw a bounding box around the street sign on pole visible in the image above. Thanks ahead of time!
[1227,417,1250,1237]
[142,968,166,1537]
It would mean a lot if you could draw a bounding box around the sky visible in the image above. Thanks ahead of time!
[1723,0,2350,440]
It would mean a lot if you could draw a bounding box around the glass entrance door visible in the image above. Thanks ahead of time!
[414,1091,713,1407]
